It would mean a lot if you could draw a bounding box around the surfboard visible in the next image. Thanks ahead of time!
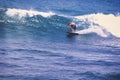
[67,32,79,37]
[68,32,79,35]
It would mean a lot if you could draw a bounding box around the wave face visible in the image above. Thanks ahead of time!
[0,8,120,38]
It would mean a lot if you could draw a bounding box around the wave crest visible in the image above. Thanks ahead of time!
[6,8,55,18]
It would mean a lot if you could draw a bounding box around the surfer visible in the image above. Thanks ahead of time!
[68,22,76,32]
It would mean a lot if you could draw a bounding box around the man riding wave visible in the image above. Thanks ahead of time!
[68,22,77,32]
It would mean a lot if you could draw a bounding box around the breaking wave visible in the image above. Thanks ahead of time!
[0,8,120,38]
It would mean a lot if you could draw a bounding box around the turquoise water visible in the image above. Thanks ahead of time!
[0,0,120,80]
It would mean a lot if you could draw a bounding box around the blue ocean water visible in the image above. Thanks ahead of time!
[0,0,120,80]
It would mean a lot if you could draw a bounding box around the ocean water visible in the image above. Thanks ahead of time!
[0,0,120,80]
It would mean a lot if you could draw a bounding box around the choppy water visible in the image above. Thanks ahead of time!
[0,0,120,80]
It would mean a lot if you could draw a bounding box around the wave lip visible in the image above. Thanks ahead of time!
[6,8,55,18]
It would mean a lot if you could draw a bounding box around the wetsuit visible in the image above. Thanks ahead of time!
[70,24,76,30]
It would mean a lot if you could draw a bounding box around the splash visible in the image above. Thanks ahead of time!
[74,13,120,38]
[6,8,55,18]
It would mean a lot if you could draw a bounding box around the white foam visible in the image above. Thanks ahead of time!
[75,27,107,37]
[74,13,120,38]
[6,8,55,18]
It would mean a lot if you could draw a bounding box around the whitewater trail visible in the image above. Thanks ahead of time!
[75,27,108,37]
